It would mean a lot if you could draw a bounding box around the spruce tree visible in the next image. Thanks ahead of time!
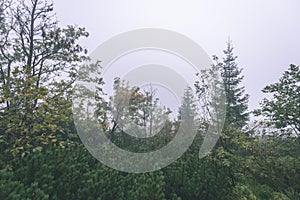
[220,40,249,129]
[178,87,199,134]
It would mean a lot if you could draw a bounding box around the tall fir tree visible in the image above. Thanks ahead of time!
[220,40,249,129]
[178,87,199,133]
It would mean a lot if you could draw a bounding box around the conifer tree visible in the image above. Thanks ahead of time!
[178,87,199,134]
[220,40,249,128]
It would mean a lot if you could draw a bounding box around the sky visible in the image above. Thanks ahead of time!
[53,0,300,115]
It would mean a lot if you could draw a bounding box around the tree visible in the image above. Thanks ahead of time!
[133,85,171,138]
[195,40,248,134]
[210,41,250,189]
[220,40,249,128]
[194,41,250,194]
[178,87,198,132]
[0,0,89,157]
[94,78,171,149]
[254,64,300,136]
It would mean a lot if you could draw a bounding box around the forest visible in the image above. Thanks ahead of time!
[0,0,299,199]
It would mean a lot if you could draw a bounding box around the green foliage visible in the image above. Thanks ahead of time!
[0,0,88,157]
[0,1,299,199]
[198,40,249,129]
[233,184,257,200]
[220,40,249,128]
[254,64,300,136]
[1,138,298,200]
[0,169,49,199]
[178,87,198,126]
[0,144,168,200]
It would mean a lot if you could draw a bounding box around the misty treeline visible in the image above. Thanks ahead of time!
[0,0,299,199]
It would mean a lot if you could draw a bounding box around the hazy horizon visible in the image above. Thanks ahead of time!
[53,0,300,115]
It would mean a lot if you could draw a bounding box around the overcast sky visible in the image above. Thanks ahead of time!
[53,0,300,113]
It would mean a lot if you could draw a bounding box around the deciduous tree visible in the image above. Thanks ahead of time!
[0,0,89,157]
[254,64,300,136]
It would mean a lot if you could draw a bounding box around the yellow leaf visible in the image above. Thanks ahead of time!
[51,138,57,143]
[33,146,43,152]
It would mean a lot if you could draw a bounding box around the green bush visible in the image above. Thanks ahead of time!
[1,140,298,199]
[1,144,167,199]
